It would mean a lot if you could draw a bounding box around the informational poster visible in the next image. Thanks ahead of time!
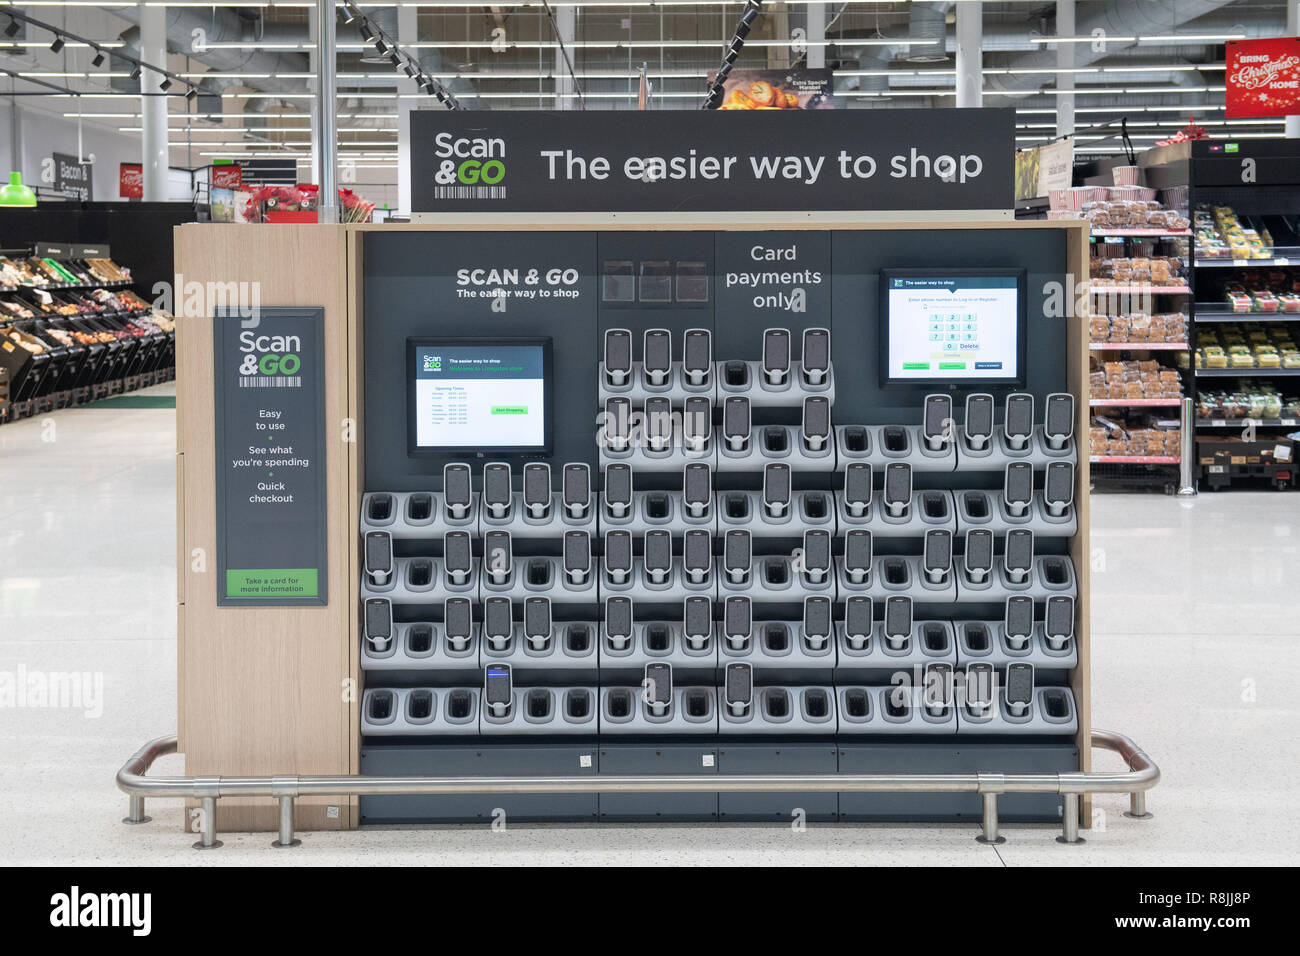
[213,307,327,606]
[1226,37,1300,118]
[410,109,1014,214]
[715,68,835,110]
[119,162,142,199]
[211,162,243,190]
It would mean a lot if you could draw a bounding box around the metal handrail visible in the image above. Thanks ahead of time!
[117,729,1158,849]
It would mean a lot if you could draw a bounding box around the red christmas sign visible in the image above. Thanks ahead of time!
[119,162,143,199]
[1226,37,1300,118]
[211,163,243,189]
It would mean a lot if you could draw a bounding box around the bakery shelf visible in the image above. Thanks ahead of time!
[1089,455,1180,464]
[1196,417,1299,428]
[1194,367,1300,377]
[1089,342,1189,350]
[1089,286,1191,295]
[1089,398,1184,407]
[1090,229,1192,238]
[1194,248,1300,269]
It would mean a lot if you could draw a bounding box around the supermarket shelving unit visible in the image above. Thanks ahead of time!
[1187,139,1300,491]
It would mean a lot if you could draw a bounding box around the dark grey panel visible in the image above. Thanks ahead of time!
[717,742,839,822]
[598,744,719,821]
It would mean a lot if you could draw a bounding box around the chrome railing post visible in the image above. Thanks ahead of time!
[193,795,222,850]
[273,795,301,849]
[1057,792,1083,844]
[123,794,150,825]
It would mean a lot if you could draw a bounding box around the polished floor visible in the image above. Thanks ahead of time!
[1,385,1297,865]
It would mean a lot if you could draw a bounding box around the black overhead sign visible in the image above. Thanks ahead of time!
[410,109,1014,214]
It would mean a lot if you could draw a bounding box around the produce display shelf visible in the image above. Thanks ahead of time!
[1194,367,1300,378]
[1089,398,1184,407]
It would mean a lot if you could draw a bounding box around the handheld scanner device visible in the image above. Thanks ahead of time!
[1044,595,1075,650]
[844,529,873,585]
[802,529,831,584]
[844,595,873,650]
[524,596,552,650]
[644,396,673,452]
[1003,595,1034,650]
[1043,392,1075,450]
[483,529,513,585]
[723,396,751,452]
[964,393,994,450]
[603,463,632,520]
[443,597,472,651]
[682,328,712,386]
[482,461,513,519]
[801,327,830,385]
[843,461,871,518]
[603,596,633,651]
[1044,461,1075,517]
[562,462,591,519]
[763,462,791,518]
[883,462,912,519]
[683,396,712,452]
[603,397,631,452]
[963,528,994,583]
[364,530,392,587]
[483,596,513,650]
[642,328,672,387]
[643,529,672,585]
[603,328,632,386]
[802,595,832,649]
[1003,461,1034,518]
[1004,662,1034,718]
[762,327,791,385]
[563,530,591,585]
[443,530,473,586]
[923,529,952,585]
[442,463,472,520]
[1003,393,1034,451]
[522,462,551,519]
[922,393,952,452]
[364,598,392,652]
[723,529,751,585]
[724,662,753,717]
[965,661,995,716]
[802,396,831,452]
[1004,528,1034,584]
[723,595,752,649]
[683,595,712,649]
[604,529,633,585]
[683,462,712,519]
[923,662,954,718]
[643,662,673,716]
[484,664,513,718]
[683,529,712,585]
[884,595,912,650]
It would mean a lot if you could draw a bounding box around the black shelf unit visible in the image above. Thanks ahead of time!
[1186,139,1300,491]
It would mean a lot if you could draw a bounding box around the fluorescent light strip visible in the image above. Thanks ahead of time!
[1031,34,1245,44]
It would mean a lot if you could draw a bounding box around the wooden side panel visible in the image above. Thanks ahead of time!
[174,224,355,831]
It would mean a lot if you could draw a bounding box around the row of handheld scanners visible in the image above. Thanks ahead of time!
[363,454,1074,532]
[601,326,830,391]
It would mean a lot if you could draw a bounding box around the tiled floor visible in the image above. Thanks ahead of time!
[1,386,1297,865]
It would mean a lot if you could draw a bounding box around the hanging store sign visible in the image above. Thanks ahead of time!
[410,109,1014,214]
[119,163,143,199]
[51,152,92,201]
[1226,37,1300,118]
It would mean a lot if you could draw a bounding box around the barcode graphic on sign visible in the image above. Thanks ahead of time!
[239,376,301,388]
[434,186,507,200]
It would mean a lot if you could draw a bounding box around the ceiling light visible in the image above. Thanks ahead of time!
[159,77,172,92]
[91,48,105,67]
[186,87,197,102]
[50,36,65,53]
[130,65,141,80]
[4,19,20,38]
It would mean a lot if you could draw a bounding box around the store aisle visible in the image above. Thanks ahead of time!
[1,395,1297,866]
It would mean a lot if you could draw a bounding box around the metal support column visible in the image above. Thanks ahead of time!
[1127,790,1152,819]
[397,3,419,217]
[806,3,826,71]
[955,1,982,109]
[554,4,576,110]
[122,795,150,825]
[976,792,1006,844]
[1178,396,1197,496]
[315,0,338,223]
[272,795,300,848]
[139,3,168,202]
[1055,0,1075,137]
[193,795,222,850]
[1057,792,1084,844]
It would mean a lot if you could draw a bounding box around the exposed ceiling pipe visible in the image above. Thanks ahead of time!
[906,2,952,64]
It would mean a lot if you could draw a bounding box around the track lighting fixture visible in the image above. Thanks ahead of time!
[4,18,19,39]
[91,48,105,67]
[130,65,141,80]
[159,77,172,92]
[50,35,64,53]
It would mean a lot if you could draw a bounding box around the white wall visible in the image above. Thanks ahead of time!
[15,105,143,201]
